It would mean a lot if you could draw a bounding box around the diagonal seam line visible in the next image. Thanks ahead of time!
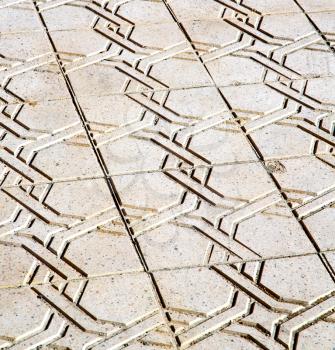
[1,246,335,291]
[30,1,181,348]
[1,74,335,109]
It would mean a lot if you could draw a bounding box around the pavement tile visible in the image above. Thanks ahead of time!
[153,254,335,348]
[41,0,176,31]
[0,177,140,288]
[297,0,335,12]
[0,1,41,34]
[81,87,258,174]
[111,163,316,264]
[1,0,335,349]
[0,273,167,349]
[166,0,303,22]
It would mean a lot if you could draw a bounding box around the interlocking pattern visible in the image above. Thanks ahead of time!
[1,0,335,349]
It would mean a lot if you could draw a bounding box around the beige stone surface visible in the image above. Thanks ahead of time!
[0,0,335,349]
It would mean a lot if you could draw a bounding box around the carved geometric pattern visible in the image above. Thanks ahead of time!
[0,0,335,349]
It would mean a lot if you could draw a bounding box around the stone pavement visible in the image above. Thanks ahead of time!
[0,0,335,349]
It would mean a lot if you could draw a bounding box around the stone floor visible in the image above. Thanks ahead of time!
[1,0,335,349]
